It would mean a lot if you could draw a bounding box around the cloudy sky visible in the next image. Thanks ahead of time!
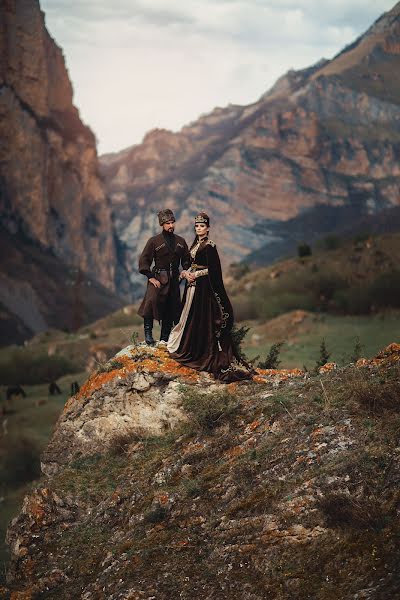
[41,0,395,154]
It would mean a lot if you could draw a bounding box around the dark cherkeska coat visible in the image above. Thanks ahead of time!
[137,231,190,322]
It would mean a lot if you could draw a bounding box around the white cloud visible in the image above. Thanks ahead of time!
[41,0,395,153]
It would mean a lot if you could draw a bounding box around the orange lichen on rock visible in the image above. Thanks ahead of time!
[253,367,304,383]
[73,346,204,402]
[10,591,33,600]
[319,362,337,374]
[356,343,400,370]
[376,342,400,358]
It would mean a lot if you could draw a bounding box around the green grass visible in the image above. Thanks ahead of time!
[0,371,87,574]
[230,232,400,321]
[245,312,400,369]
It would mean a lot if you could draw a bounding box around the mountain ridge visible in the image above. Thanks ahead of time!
[100,2,400,298]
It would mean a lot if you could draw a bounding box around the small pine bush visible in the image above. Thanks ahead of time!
[258,341,284,369]
[350,336,363,363]
[316,338,330,369]
[231,324,250,362]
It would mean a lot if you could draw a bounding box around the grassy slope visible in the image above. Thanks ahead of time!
[244,311,400,369]
[230,232,400,304]
[0,372,86,574]
[4,359,400,598]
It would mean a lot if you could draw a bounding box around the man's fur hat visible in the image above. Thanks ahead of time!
[158,209,175,225]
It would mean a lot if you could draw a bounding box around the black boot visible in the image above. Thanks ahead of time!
[160,320,172,343]
[144,317,155,346]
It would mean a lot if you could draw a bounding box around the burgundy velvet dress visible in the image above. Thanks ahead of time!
[167,238,252,383]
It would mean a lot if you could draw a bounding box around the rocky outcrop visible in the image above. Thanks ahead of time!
[101,3,400,297]
[4,344,400,598]
[40,343,302,475]
[0,0,117,292]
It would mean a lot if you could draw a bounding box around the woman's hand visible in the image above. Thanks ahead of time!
[181,270,196,283]
[149,277,161,288]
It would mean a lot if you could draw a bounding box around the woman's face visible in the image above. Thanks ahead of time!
[195,222,209,238]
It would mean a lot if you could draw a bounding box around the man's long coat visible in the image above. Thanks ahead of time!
[137,232,190,322]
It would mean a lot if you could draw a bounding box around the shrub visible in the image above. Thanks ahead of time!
[182,478,203,498]
[230,325,250,363]
[321,234,342,251]
[143,505,168,524]
[229,263,250,280]
[1,436,41,487]
[333,285,372,315]
[318,493,388,531]
[254,291,315,321]
[311,272,348,303]
[232,296,260,321]
[348,371,400,413]
[0,350,79,385]
[96,359,123,374]
[369,270,400,309]
[258,341,284,369]
[315,338,330,369]
[107,430,144,456]
[298,242,312,257]
[350,337,363,363]
[353,232,371,244]
[181,389,240,433]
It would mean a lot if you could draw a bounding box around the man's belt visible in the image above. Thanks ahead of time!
[153,267,179,276]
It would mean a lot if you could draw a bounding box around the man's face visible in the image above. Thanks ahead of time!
[162,220,175,233]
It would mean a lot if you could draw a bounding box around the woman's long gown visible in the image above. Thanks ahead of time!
[167,238,252,383]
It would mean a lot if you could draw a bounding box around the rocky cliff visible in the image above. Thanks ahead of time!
[3,343,400,598]
[0,225,123,346]
[101,3,400,297]
[0,0,122,342]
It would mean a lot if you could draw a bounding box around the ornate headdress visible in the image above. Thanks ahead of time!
[158,209,175,225]
[194,212,210,226]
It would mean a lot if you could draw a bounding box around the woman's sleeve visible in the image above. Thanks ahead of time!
[206,243,234,335]
[206,244,223,288]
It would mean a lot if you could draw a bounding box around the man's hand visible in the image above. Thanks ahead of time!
[149,277,161,288]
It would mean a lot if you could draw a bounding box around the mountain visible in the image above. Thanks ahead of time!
[0,0,123,343]
[101,3,400,298]
[0,226,123,347]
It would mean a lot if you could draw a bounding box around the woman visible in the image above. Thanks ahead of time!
[167,212,252,383]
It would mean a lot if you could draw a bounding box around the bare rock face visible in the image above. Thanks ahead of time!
[0,0,116,292]
[41,371,187,477]
[40,342,301,475]
[101,4,400,297]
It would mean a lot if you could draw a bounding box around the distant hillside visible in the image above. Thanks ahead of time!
[228,231,400,321]
[246,205,400,265]
[101,3,400,298]
[0,227,122,347]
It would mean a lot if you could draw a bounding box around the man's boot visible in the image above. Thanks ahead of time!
[160,319,172,343]
[144,317,155,346]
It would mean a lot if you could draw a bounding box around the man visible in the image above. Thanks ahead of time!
[138,209,191,345]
